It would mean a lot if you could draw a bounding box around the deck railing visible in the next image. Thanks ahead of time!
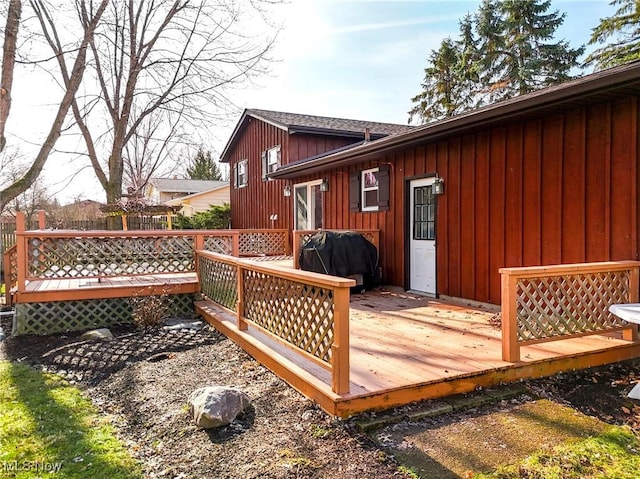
[3,212,290,301]
[197,250,354,394]
[238,229,290,257]
[500,261,640,362]
[292,229,380,269]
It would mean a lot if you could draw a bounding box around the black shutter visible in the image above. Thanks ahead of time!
[261,151,267,181]
[349,171,361,212]
[377,165,390,211]
[232,163,237,189]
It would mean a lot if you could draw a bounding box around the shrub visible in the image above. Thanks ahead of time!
[174,203,231,230]
[130,291,170,329]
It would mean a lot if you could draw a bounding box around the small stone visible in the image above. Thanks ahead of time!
[189,386,251,429]
[163,318,205,331]
[81,328,113,341]
[301,410,315,422]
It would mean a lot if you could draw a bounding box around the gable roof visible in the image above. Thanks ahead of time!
[270,61,640,179]
[163,183,230,205]
[220,108,413,162]
[148,178,228,194]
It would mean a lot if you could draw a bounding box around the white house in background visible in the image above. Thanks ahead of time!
[144,178,229,203]
[163,183,230,216]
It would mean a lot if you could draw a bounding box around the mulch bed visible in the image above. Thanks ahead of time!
[2,315,640,478]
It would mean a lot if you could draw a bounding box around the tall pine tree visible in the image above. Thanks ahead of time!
[409,38,463,124]
[481,0,584,101]
[585,0,640,70]
[185,148,223,181]
[409,0,584,124]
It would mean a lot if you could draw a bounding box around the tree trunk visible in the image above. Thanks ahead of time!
[0,0,109,211]
[0,0,21,152]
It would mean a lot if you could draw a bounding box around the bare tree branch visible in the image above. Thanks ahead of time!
[0,0,109,210]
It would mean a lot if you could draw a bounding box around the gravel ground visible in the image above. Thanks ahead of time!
[2,316,640,479]
[0,321,404,479]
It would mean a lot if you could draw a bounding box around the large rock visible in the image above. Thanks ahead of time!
[189,386,251,429]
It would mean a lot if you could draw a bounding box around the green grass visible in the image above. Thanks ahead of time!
[0,361,142,479]
[476,427,640,479]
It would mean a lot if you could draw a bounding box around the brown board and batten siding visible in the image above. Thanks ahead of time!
[227,126,367,230]
[226,118,290,230]
[316,95,639,305]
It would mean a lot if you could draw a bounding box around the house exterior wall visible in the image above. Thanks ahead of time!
[227,119,360,229]
[174,187,230,216]
[317,95,639,305]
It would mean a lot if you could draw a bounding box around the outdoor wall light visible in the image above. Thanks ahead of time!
[432,177,444,195]
[283,185,291,197]
[320,178,329,192]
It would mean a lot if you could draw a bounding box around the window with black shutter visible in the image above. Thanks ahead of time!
[349,165,390,212]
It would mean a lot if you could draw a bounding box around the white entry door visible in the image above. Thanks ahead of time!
[409,177,437,295]
[294,180,323,230]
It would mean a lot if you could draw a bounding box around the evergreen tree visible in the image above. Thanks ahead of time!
[409,38,463,124]
[456,14,482,107]
[409,0,584,123]
[585,0,640,70]
[185,148,223,181]
[479,0,584,102]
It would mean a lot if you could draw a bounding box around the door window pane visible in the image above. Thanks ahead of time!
[413,185,436,240]
[295,186,308,230]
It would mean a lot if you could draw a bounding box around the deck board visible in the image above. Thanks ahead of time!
[18,273,198,303]
[196,289,640,417]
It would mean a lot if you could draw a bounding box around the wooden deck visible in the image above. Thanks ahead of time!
[196,288,640,418]
[15,273,198,303]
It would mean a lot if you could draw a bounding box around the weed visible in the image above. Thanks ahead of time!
[130,287,171,328]
[398,464,420,478]
[310,424,334,438]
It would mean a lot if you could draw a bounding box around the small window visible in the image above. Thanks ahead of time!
[262,145,281,180]
[235,159,248,188]
[361,168,379,211]
[413,185,436,240]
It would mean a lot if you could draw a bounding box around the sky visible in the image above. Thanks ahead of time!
[3,0,617,204]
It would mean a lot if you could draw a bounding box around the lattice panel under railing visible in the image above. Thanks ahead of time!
[203,235,234,255]
[13,293,195,335]
[243,269,334,363]
[27,235,195,278]
[6,244,17,286]
[516,271,630,342]
[198,256,238,311]
[239,231,288,256]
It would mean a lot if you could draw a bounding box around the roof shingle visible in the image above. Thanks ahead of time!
[246,108,412,137]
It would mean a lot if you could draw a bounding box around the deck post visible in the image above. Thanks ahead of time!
[122,215,128,231]
[15,211,27,296]
[292,232,300,269]
[232,232,240,257]
[284,230,292,256]
[194,234,204,278]
[500,269,520,362]
[236,263,247,331]
[331,285,350,394]
[37,210,46,229]
[623,266,640,341]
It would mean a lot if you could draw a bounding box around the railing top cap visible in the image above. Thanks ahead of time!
[500,260,640,276]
